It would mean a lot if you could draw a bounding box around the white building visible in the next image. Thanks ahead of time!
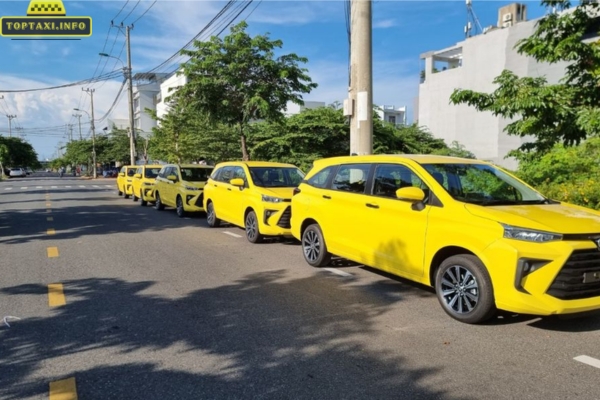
[375,105,407,126]
[417,3,573,169]
[105,118,128,132]
[283,101,326,116]
[131,73,169,138]
[155,69,188,122]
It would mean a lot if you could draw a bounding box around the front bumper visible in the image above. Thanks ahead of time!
[183,190,205,212]
[124,180,134,195]
[483,239,600,316]
[259,204,293,236]
[141,185,156,201]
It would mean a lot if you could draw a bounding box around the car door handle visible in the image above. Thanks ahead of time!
[323,195,331,199]
[366,203,379,209]
[227,188,232,191]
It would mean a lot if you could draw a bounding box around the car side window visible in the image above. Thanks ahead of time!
[210,168,222,181]
[120,166,126,174]
[232,166,247,183]
[157,167,166,178]
[219,167,234,183]
[331,164,371,194]
[136,167,142,175]
[306,166,336,189]
[371,164,426,198]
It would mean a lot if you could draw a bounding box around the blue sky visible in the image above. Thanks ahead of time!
[0,0,547,160]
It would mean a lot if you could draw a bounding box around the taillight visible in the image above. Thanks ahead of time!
[293,187,301,196]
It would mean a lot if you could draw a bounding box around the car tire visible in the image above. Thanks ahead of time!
[245,210,264,243]
[124,189,130,199]
[118,187,123,196]
[140,190,147,206]
[301,223,331,267]
[176,196,186,218]
[435,254,496,324]
[155,192,165,211]
[206,201,220,227]
[132,191,139,202]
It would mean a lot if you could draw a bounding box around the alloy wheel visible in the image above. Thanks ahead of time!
[245,212,258,241]
[303,230,321,263]
[440,265,479,314]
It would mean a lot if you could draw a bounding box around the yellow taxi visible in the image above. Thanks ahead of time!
[291,154,600,324]
[117,165,137,199]
[203,161,305,243]
[153,163,214,217]
[131,164,163,206]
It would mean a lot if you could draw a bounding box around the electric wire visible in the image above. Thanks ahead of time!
[0,70,124,93]
[121,0,141,24]
[132,0,157,24]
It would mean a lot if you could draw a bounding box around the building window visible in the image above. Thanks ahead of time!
[388,116,396,124]
[135,118,141,129]
[133,98,140,110]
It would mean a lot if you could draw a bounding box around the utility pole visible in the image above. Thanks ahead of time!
[83,88,97,179]
[68,124,73,142]
[349,0,373,155]
[72,113,82,140]
[126,24,137,166]
[6,115,17,138]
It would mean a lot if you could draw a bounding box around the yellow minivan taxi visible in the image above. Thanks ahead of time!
[203,161,304,243]
[131,164,163,206]
[153,164,214,217]
[290,154,600,324]
[117,165,137,198]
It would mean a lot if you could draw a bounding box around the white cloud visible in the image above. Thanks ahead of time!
[304,58,419,121]
[373,19,396,29]
[0,75,128,158]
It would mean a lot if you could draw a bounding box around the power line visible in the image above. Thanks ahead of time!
[0,70,123,93]
[121,0,141,23]
[132,0,157,24]
[112,0,130,21]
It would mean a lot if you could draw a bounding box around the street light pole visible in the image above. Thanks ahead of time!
[76,89,96,179]
[6,115,16,138]
[72,113,83,140]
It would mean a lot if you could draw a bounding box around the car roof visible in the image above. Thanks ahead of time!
[215,161,298,168]
[313,154,488,166]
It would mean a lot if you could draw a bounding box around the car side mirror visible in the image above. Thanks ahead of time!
[119,172,125,177]
[396,187,425,202]
[230,178,245,187]
[134,173,142,179]
[167,175,177,182]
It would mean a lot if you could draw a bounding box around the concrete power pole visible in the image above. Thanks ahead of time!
[83,88,97,179]
[72,113,83,140]
[126,24,137,166]
[349,0,373,155]
[6,115,16,138]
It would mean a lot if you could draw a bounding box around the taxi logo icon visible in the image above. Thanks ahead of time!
[1,0,92,38]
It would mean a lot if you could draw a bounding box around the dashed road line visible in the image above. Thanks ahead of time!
[323,268,354,277]
[36,186,43,189]
[47,228,56,235]
[47,247,59,258]
[104,185,112,187]
[4,187,12,190]
[92,185,100,188]
[46,203,52,207]
[79,185,85,188]
[65,186,71,188]
[20,186,27,189]
[574,355,600,369]
[47,283,66,307]
[49,377,77,399]
[47,217,53,221]
[51,186,57,189]
[223,231,242,238]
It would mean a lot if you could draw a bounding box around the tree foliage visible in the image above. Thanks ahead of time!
[450,0,600,154]
[173,21,317,160]
[0,136,40,168]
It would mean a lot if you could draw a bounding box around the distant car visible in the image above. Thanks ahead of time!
[25,168,33,175]
[9,168,26,177]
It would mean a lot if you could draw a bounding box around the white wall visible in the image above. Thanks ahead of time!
[418,17,569,169]
[156,71,188,122]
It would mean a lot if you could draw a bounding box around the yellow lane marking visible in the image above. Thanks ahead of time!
[49,377,77,399]
[46,203,51,207]
[47,247,59,258]
[47,229,56,235]
[47,217,54,221]
[48,283,66,307]
[46,209,52,213]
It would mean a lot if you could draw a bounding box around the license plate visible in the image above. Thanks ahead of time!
[583,271,600,284]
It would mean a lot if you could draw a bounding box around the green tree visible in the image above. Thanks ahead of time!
[0,137,40,168]
[174,21,317,160]
[450,0,600,154]
[431,140,477,159]
[0,144,8,178]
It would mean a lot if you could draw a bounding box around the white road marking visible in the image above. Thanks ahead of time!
[323,268,353,277]
[79,186,85,188]
[104,185,112,187]
[223,231,242,238]
[20,187,27,189]
[92,185,100,188]
[36,186,43,189]
[65,186,71,188]
[4,187,12,190]
[574,355,600,369]
[51,186,57,189]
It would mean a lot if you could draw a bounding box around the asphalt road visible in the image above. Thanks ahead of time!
[1,174,600,400]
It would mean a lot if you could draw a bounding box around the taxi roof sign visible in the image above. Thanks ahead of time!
[27,1,67,16]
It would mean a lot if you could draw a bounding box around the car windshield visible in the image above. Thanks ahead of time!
[180,167,213,182]
[421,163,548,206]
[249,167,305,188]
[145,168,161,178]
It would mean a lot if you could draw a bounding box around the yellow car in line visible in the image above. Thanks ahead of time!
[203,161,304,243]
[117,165,137,199]
[131,164,163,206]
[291,154,600,324]
[153,163,214,217]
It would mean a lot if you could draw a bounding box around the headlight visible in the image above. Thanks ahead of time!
[185,186,201,191]
[262,195,284,203]
[502,224,562,242]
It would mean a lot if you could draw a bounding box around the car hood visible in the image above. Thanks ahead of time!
[465,203,600,234]
[259,187,295,199]
[183,181,207,189]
